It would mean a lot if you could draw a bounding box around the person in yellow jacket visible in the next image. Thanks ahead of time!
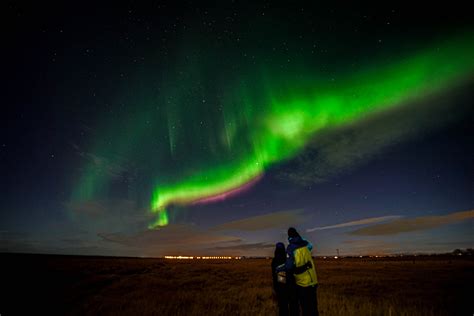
[278,227,319,316]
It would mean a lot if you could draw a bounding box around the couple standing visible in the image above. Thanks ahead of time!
[271,227,319,316]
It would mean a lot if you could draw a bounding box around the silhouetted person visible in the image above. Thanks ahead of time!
[271,242,298,316]
[279,227,319,316]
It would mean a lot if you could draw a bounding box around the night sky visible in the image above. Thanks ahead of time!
[2,2,473,257]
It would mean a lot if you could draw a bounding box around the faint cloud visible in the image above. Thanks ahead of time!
[212,209,305,231]
[67,200,114,218]
[208,241,276,256]
[424,241,474,247]
[67,199,144,218]
[278,86,471,185]
[71,142,132,179]
[350,209,474,236]
[98,224,241,253]
[339,239,401,255]
[66,199,154,234]
[0,231,37,253]
[60,238,89,246]
[307,215,401,232]
[213,242,275,251]
[0,239,41,253]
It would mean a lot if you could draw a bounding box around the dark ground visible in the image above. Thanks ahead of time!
[1,253,472,315]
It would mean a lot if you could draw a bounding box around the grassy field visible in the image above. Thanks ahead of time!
[1,254,472,315]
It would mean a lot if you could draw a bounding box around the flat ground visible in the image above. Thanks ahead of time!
[1,254,472,315]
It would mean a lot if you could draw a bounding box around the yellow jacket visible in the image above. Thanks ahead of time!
[293,243,318,287]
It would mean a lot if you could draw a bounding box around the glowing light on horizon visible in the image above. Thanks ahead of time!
[164,255,240,260]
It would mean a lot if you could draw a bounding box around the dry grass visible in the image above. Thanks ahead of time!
[2,254,472,315]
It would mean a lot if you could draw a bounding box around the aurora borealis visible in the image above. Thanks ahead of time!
[2,3,473,257]
[145,34,474,228]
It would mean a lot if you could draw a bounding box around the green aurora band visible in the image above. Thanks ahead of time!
[70,34,474,229]
[148,34,473,228]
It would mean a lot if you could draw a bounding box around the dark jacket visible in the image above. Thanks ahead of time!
[271,255,286,291]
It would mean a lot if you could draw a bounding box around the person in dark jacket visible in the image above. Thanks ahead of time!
[278,227,319,316]
[271,242,298,316]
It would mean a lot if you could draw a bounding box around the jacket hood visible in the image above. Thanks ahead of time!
[288,236,308,247]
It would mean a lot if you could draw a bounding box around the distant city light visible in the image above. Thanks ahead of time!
[164,256,194,259]
[164,256,241,260]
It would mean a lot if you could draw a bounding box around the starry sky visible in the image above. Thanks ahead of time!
[2,2,473,257]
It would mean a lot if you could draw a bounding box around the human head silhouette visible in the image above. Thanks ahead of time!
[274,242,286,259]
[287,227,300,239]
